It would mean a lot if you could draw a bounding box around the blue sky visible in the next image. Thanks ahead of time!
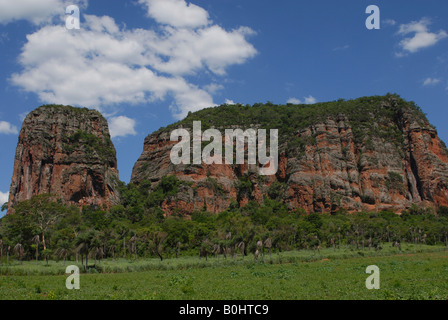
[0,0,447,210]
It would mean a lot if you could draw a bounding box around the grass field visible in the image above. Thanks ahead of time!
[0,244,447,300]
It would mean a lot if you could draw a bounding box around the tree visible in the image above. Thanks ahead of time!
[13,243,23,263]
[75,231,96,271]
[6,245,10,265]
[175,241,181,258]
[14,194,66,250]
[90,235,103,269]
[264,237,272,258]
[199,239,212,261]
[108,244,116,260]
[150,231,168,261]
[115,225,128,259]
[129,235,138,259]
[32,235,40,263]
[55,240,72,265]
[42,249,52,266]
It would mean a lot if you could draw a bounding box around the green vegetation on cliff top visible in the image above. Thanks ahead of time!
[156,93,430,153]
[26,104,116,164]
[33,104,102,117]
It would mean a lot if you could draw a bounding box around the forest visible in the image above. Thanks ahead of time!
[1,174,447,271]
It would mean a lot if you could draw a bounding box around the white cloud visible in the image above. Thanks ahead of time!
[423,78,441,86]
[383,19,396,26]
[304,95,317,104]
[11,1,257,120]
[108,116,137,139]
[224,99,235,105]
[287,97,301,104]
[204,83,224,94]
[0,191,9,205]
[139,0,210,29]
[333,44,350,51]
[287,96,317,105]
[397,18,448,54]
[0,121,18,134]
[0,0,87,25]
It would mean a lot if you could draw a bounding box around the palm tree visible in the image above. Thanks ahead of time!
[0,239,3,265]
[129,235,138,259]
[55,240,72,265]
[108,244,116,260]
[200,239,212,261]
[75,232,95,271]
[13,243,24,263]
[264,237,272,259]
[117,227,128,259]
[235,241,245,260]
[212,243,221,260]
[256,240,263,260]
[89,235,103,269]
[6,245,10,265]
[91,246,104,268]
[32,235,40,263]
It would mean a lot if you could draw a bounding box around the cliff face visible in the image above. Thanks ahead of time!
[131,95,448,215]
[7,105,120,214]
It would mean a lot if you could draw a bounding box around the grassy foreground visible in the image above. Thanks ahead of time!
[0,244,447,300]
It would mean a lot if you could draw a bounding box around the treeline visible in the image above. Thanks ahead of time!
[1,175,448,270]
[158,93,430,155]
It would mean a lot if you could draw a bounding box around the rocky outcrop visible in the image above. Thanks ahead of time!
[7,105,120,214]
[131,96,448,215]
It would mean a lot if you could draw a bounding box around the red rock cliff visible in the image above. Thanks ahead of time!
[131,95,448,215]
[7,105,120,214]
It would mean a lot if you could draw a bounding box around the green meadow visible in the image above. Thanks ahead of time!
[0,244,447,300]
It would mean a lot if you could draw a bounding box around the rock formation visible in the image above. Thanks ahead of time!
[7,105,120,214]
[131,95,448,215]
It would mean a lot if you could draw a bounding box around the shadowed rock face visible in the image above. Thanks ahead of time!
[131,96,448,215]
[7,105,120,214]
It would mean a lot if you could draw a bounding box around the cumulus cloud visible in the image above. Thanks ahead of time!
[287,96,317,105]
[11,1,257,119]
[0,0,87,25]
[304,95,317,104]
[397,18,448,55]
[287,97,302,104]
[0,121,18,134]
[0,191,9,205]
[423,77,441,86]
[109,116,137,139]
[139,0,210,29]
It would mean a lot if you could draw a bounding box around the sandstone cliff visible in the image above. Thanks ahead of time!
[7,105,120,214]
[131,95,448,215]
